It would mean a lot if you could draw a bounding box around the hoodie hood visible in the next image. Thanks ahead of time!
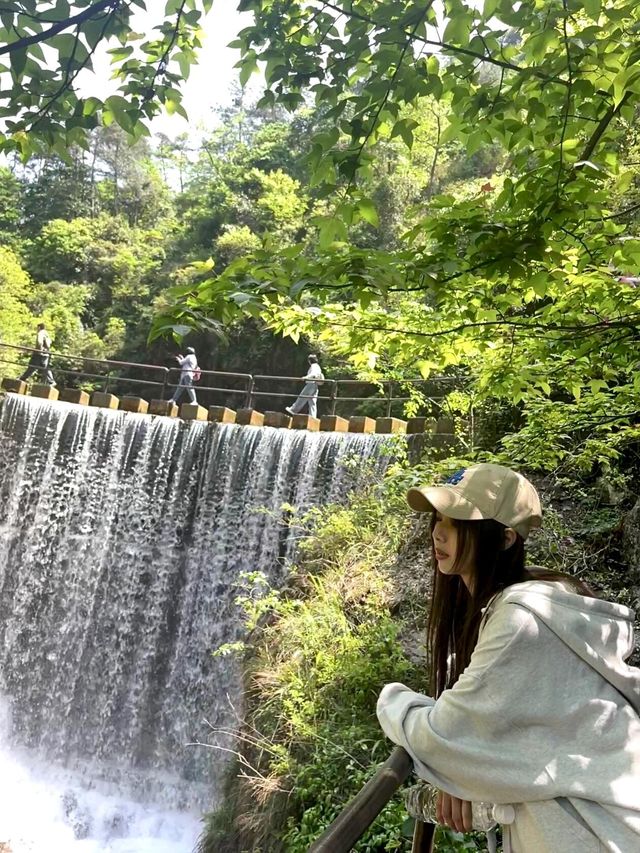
[498,579,640,712]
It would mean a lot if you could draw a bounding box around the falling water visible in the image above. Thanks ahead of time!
[0,394,394,851]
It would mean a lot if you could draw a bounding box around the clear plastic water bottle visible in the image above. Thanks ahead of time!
[403,782,512,831]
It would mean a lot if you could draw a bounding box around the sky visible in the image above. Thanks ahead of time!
[150,0,256,137]
[80,0,256,140]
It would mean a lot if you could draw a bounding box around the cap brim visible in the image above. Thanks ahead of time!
[406,486,485,521]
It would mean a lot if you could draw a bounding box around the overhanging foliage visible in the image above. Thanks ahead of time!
[0,0,212,158]
[153,0,640,470]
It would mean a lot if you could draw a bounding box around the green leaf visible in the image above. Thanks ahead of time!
[416,360,433,379]
[104,95,135,132]
[10,48,27,78]
[483,0,499,19]
[173,50,192,79]
[47,0,71,22]
[82,96,102,116]
[390,118,417,148]
[238,53,258,87]
[443,13,471,46]
[529,272,547,297]
[108,46,134,62]
[358,198,379,227]
[583,0,600,20]
[317,216,348,249]
[170,324,194,338]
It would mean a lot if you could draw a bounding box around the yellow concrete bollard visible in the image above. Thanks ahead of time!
[181,403,208,421]
[436,418,455,434]
[1,378,27,394]
[119,396,149,414]
[319,415,349,432]
[60,389,90,405]
[149,399,179,417]
[407,417,437,434]
[291,414,320,431]
[375,417,407,434]
[90,392,119,410]
[208,406,236,423]
[264,411,292,428]
[348,416,376,434]
[31,384,59,401]
[236,409,265,426]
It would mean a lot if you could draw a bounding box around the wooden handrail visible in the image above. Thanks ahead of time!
[308,746,415,853]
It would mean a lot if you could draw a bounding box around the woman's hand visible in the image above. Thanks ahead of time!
[436,790,473,833]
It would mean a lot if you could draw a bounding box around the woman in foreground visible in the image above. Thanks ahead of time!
[377,463,640,852]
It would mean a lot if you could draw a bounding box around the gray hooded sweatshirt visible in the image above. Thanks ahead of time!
[376,580,640,852]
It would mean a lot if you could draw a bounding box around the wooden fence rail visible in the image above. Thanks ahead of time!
[308,746,435,853]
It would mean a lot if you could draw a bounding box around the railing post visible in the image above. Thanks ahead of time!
[245,375,255,408]
[469,403,475,453]
[412,820,437,852]
[308,747,414,853]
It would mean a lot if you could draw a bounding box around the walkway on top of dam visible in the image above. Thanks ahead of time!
[0,340,463,437]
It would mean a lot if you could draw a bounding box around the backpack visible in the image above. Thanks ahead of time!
[192,366,201,382]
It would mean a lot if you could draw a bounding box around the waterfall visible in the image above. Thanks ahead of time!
[0,394,393,851]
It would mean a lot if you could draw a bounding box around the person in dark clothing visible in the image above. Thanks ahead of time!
[20,323,55,386]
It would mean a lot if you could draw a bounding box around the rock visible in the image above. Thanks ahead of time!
[595,475,627,507]
[388,514,432,668]
[622,497,640,591]
[622,498,640,664]
[62,790,92,839]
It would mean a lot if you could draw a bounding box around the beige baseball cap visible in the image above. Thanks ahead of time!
[406,463,542,539]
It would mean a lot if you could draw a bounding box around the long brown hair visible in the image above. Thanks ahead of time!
[426,514,594,697]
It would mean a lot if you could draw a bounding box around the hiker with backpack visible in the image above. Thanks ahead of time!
[169,346,200,406]
[376,463,640,852]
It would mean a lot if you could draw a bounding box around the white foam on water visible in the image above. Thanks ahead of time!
[0,740,201,853]
[0,700,200,853]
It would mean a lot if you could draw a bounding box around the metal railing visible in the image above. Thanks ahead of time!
[0,341,461,419]
[308,746,435,852]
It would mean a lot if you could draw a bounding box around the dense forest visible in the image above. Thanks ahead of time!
[0,100,321,381]
[0,94,504,404]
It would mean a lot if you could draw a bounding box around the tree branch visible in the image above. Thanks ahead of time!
[141,0,187,108]
[312,0,569,86]
[28,8,116,132]
[579,91,631,164]
[320,312,640,341]
[556,0,573,194]
[0,0,116,56]
[345,2,434,188]
[595,200,640,221]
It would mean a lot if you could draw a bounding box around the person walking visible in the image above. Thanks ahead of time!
[376,463,640,852]
[169,346,199,406]
[20,322,55,386]
[285,354,324,418]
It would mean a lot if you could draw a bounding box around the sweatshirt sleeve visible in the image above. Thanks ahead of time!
[376,602,542,803]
